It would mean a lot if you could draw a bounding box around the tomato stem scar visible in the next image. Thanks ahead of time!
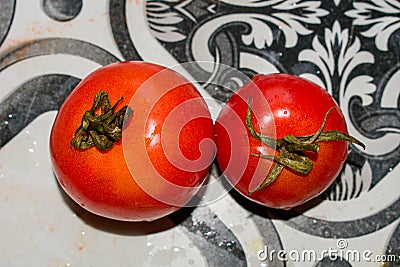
[70,91,133,151]
[246,95,365,194]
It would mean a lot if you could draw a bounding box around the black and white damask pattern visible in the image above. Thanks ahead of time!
[0,0,398,266]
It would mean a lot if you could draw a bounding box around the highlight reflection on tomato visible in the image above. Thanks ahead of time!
[50,61,215,221]
[215,73,364,209]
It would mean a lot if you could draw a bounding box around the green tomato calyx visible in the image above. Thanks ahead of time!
[246,95,365,194]
[70,91,133,151]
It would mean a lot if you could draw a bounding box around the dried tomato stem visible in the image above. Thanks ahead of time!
[70,91,133,151]
[246,95,365,194]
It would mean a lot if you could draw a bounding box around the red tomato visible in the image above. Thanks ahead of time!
[50,61,215,221]
[215,73,363,209]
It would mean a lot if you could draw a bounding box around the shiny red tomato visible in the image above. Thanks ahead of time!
[50,61,215,221]
[215,73,363,209]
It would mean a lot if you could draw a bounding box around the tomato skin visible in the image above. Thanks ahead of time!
[50,61,214,221]
[215,73,348,209]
